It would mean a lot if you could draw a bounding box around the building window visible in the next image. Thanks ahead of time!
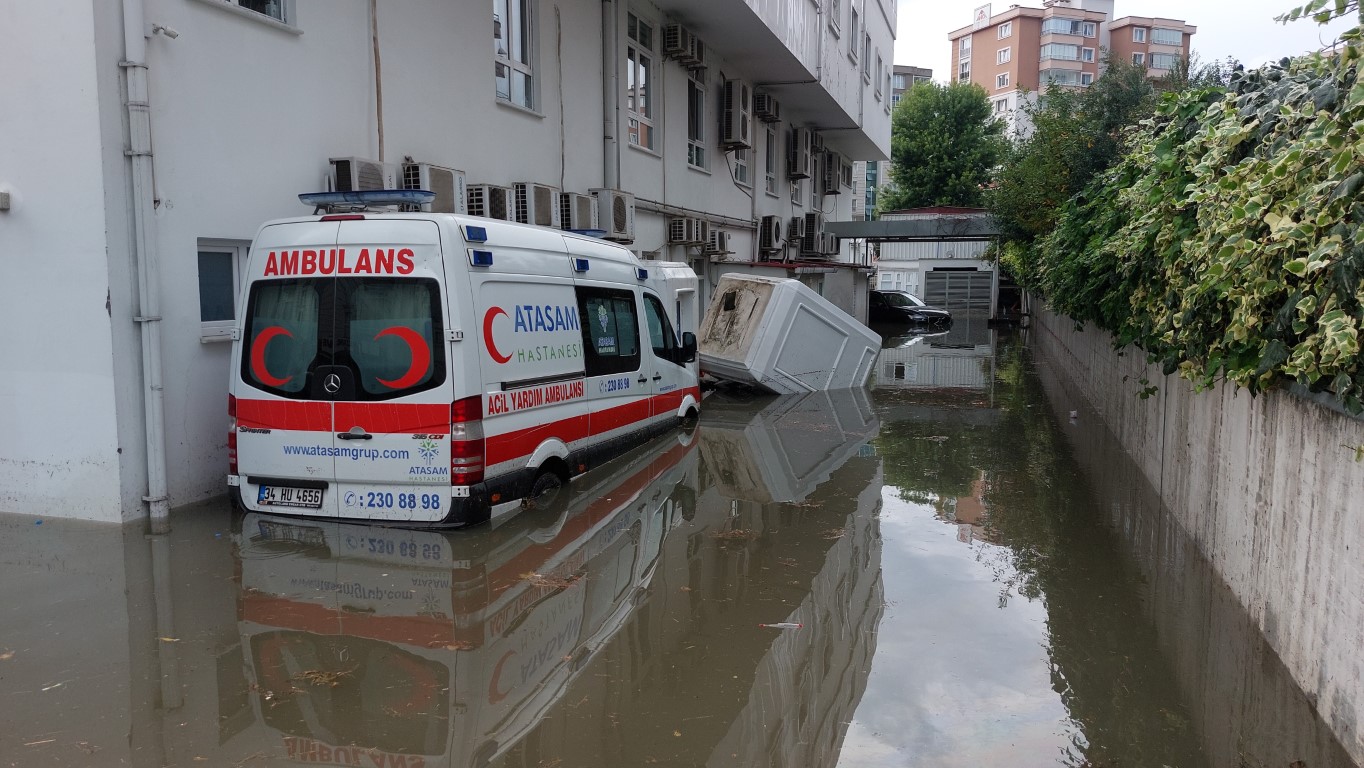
[687,72,706,169]
[1132,52,1146,66]
[494,0,535,110]
[828,0,841,31]
[996,72,1010,89]
[1151,28,1183,46]
[733,148,751,186]
[893,73,907,90]
[1040,43,1080,61]
[998,21,1012,39]
[765,125,778,195]
[235,0,290,22]
[1132,27,1147,43]
[997,47,1011,64]
[626,12,655,150]
[841,159,853,188]
[1082,47,1095,62]
[863,33,872,78]
[849,8,860,62]
[1080,72,1094,85]
[960,35,972,59]
[1151,52,1179,69]
[198,240,247,341]
[1042,17,1087,35]
[1081,22,1096,37]
[959,60,971,81]
[994,97,1008,113]
[875,53,884,97]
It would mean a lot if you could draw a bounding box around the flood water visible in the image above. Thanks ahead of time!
[1,327,1357,767]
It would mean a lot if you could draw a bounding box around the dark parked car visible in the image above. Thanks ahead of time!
[868,290,952,327]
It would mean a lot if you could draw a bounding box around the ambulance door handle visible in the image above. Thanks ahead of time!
[652,374,663,381]
[337,431,373,440]
[637,376,648,384]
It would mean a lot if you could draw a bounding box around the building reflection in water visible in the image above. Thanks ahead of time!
[217,388,886,768]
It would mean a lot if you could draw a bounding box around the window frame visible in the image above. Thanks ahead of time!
[1132,27,1147,43]
[1132,51,1146,66]
[1080,72,1094,86]
[198,240,249,342]
[765,125,779,196]
[1150,52,1179,70]
[494,0,538,111]
[625,11,657,151]
[1151,27,1182,46]
[1081,47,1096,63]
[687,69,707,170]
[189,0,300,32]
[959,60,971,81]
[997,21,1012,39]
[997,46,1011,64]
[849,7,860,63]
[1081,21,1097,37]
[577,287,642,377]
[996,72,1010,89]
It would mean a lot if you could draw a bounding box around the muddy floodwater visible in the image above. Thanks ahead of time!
[1,328,1357,767]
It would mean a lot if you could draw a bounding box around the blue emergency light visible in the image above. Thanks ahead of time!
[464,225,488,243]
[573,258,590,273]
[635,268,649,280]
[469,249,494,267]
[299,189,435,210]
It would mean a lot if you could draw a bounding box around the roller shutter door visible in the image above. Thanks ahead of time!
[925,270,993,315]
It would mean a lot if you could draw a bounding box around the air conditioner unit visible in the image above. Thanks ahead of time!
[720,79,752,149]
[821,151,842,196]
[788,215,807,244]
[669,217,710,245]
[663,24,695,63]
[559,191,598,231]
[753,92,781,123]
[330,157,397,192]
[590,188,635,243]
[468,183,514,221]
[787,128,812,179]
[514,182,562,228]
[759,215,784,252]
[800,211,825,255]
[705,230,732,256]
[401,162,467,214]
[823,233,841,255]
[811,132,826,154]
[686,35,706,70]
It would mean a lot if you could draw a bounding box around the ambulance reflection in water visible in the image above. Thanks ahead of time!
[232,428,699,768]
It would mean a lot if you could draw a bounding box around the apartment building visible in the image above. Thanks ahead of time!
[949,1,1194,132]
[0,0,894,523]
[854,64,933,220]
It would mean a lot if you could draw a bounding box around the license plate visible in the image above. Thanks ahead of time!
[257,519,327,547]
[258,485,323,509]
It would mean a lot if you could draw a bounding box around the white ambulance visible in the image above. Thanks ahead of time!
[228,207,700,527]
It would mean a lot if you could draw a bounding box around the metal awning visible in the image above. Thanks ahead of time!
[826,217,1001,242]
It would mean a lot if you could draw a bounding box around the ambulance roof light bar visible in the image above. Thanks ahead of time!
[299,189,436,215]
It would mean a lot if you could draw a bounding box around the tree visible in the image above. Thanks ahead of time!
[876,81,1005,214]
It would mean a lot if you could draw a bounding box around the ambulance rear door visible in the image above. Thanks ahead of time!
[328,218,453,523]
[236,220,343,516]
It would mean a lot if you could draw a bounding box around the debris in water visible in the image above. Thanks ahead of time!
[291,668,354,687]
[521,572,581,589]
[821,528,847,540]
[157,637,180,643]
[923,436,949,443]
[709,529,758,540]
[24,739,56,746]
[0,650,14,661]
[758,622,803,630]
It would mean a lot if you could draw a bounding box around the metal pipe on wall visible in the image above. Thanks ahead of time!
[601,0,619,189]
[121,0,170,529]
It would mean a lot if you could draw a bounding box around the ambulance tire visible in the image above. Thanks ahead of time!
[529,468,565,503]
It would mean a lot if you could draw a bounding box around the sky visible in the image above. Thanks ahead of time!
[894,0,1361,81]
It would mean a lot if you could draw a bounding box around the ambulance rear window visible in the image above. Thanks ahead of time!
[242,277,446,401]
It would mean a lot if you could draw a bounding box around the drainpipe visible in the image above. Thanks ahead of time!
[121,0,170,529]
[371,0,384,161]
[602,0,619,188]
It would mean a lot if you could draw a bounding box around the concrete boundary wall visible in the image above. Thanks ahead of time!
[1033,307,1364,763]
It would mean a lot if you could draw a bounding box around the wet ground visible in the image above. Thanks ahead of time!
[1,326,1357,767]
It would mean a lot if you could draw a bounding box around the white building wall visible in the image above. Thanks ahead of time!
[2,0,889,521]
[0,0,124,521]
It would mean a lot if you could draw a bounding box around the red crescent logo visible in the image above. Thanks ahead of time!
[488,650,516,704]
[374,326,431,389]
[483,307,512,365]
[250,326,293,387]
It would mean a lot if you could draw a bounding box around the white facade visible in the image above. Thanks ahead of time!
[0,0,894,522]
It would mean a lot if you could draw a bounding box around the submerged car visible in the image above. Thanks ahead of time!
[868,290,953,327]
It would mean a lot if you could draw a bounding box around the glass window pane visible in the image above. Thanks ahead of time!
[638,56,652,118]
[198,251,236,322]
[347,281,442,396]
[512,70,531,109]
[243,281,320,395]
[495,62,511,99]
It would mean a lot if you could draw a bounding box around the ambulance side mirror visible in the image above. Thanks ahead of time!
[680,332,697,364]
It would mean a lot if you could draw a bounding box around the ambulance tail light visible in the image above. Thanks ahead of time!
[450,396,485,485]
[228,395,238,475]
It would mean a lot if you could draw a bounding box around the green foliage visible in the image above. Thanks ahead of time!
[989,54,1158,246]
[1027,48,1364,413]
[878,81,1006,213]
[1277,0,1364,25]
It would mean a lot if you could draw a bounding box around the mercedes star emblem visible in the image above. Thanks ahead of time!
[324,373,342,394]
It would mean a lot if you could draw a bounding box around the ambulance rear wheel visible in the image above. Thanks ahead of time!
[530,469,564,502]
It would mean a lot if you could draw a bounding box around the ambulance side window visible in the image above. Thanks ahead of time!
[643,294,678,361]
[577,287,640,376]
